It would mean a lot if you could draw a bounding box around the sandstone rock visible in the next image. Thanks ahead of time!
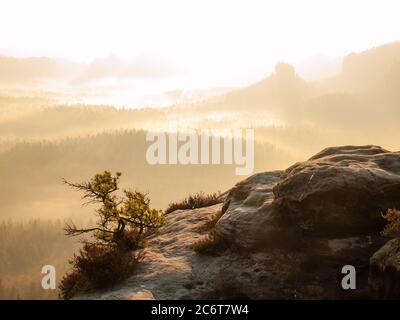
[76,203,307,299]
[127,290,155,300]
[218,145,400,249]
[217,171,282,249]
[78,145,400,300]
[369,239,400,298]
[273,145,400,237]
[77,204,225,300]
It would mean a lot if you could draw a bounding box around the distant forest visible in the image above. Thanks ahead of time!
[0,220,78,299]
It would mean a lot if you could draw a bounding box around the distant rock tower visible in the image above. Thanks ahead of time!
[274,62,296,79]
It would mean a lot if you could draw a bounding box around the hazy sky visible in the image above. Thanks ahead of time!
[1,0,399,87]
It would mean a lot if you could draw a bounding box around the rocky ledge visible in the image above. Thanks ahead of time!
[80,145,400,299]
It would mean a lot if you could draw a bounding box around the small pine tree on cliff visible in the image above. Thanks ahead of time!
[63,171,164,250]
[59,171,164,299]
[382,208,400,239]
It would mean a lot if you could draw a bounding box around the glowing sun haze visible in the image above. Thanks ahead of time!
[0,0,399,87]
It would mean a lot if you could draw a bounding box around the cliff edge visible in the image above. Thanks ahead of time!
[79,145,400,299]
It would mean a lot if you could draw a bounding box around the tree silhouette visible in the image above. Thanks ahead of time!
[63,171,164,251]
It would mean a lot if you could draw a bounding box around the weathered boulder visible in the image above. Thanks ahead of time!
[369,239,400,299]
[273,145,400,237]
[218,145,400,249]
[214,145,400,298]
[217,171,282,249]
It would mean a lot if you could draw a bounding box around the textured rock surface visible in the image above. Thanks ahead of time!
[273,145,400,237]
[217,171,282,249]
[77,202,319,299]
[218,145,400,249]
[78,204,225,299]
[369,239,400,298]
[78,145,400,300]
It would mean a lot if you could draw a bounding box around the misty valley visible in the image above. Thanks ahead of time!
[0,40,400,301]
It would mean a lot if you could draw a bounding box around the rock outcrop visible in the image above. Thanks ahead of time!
[79,145,400,299]
[218,145,400,249]
[369,239,400,299]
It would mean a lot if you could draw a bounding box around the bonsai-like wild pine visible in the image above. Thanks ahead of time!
[63,171,165,251]
[382,208,400,239]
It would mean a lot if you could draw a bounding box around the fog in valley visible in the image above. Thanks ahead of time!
[0,0,399,299]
